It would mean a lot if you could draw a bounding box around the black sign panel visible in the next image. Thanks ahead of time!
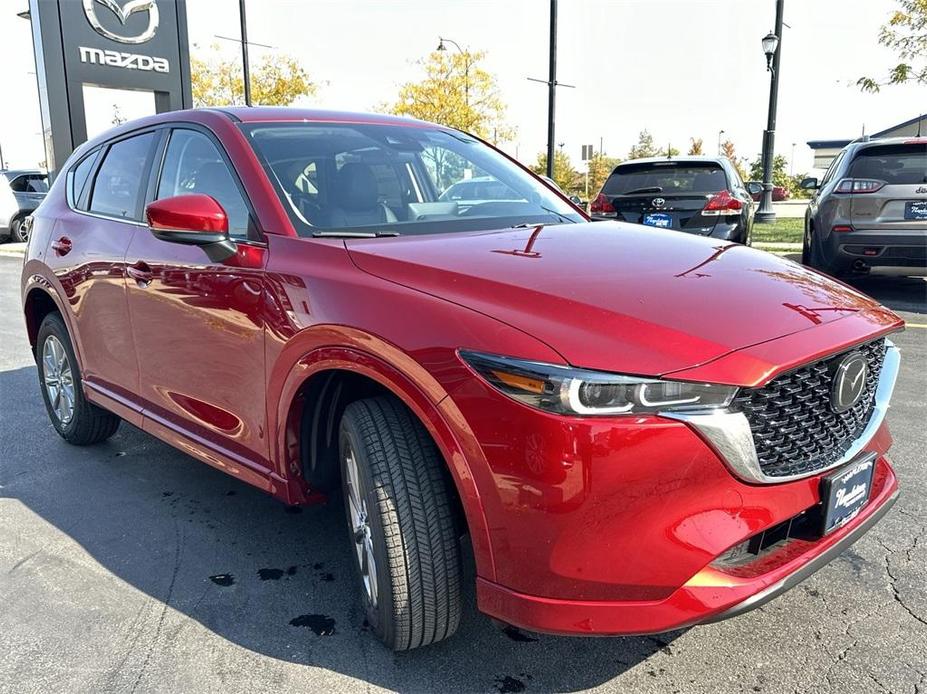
[28,0,191,174]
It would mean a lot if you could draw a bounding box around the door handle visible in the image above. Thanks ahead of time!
[127,261,154,286]
[51,236,72,256]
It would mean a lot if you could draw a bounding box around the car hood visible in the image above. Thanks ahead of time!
[346,222,899,377]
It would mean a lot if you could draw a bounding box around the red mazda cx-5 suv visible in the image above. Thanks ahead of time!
[21,108,903,650]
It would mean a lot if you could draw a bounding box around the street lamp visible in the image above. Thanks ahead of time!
[756,0,784,224]
[436,36,470,125]
[761,31,779,71]
[717,129,725,156]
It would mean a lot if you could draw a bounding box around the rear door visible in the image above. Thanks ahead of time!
[848,142,927,231]
[9,173,49,211]
[600,161,728,234]
[46,131,159,420]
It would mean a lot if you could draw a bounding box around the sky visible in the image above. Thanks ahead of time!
[0,0,924,175]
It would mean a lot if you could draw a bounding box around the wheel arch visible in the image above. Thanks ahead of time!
[270,328,496,581]
[23,282,65,356]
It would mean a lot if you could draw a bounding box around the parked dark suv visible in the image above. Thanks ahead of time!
[590,156,759,244]
[801,137,927,277]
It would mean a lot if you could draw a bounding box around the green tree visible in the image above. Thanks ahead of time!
[531,149,580,195]
[628,130,658,159]
[388,50,515,142]
[660,143,681,157]
[858,0,927,91]
[748,154,791,190]
[586,152,622,196]
[192,49,317,106]
[720,140,748,182]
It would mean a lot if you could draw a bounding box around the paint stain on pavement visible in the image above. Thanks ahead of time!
[494,676,526,693]
[209,573,235,587]
[258,568,284,581]
[289,614,336,636]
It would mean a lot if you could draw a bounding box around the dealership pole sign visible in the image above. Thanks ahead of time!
[27,0,191,174]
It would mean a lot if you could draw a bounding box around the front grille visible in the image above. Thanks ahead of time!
[731,339,886,478]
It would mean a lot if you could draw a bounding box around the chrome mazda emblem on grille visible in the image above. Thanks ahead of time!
[652,197,665,208]
[831,352,868,413]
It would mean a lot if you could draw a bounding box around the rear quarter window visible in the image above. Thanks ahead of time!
[849,144,927,185]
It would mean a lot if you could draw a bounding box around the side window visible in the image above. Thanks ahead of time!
[89,132,157,220]
[10,175,48,193]
[157,129,253,240]
[821,151,845,187]
[67,150,99,209]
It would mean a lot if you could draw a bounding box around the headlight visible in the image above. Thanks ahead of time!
[460,351,737,416]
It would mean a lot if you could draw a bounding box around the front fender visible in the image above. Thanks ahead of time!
[268,326,497,582]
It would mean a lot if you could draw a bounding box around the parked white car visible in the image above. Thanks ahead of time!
[0,169,48,242]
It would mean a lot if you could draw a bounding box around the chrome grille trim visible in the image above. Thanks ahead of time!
[665,340,900,484]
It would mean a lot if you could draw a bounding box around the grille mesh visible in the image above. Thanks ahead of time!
[731,339,886,478]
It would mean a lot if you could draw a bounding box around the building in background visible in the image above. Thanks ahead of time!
[807,114,927,169]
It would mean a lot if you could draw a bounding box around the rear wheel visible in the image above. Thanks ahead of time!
[339,396,462,650]
[11,215,29,243]
[36,313,120,445]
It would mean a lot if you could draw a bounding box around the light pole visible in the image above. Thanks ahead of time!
[756,0,783,224]
[527,0,574,179]
[717,129,725,156]
[437,37,471,127]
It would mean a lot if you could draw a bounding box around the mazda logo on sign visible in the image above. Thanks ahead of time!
[831,352,868,413]
[652,198,666,208]
[83,0,159,44]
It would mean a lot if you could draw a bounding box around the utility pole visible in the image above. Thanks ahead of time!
[757,0,784,223]
[239,0,251,106]
[528,0,574,179]
[546,0,557,179]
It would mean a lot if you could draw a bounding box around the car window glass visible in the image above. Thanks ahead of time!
[89,132,156,220]
[603,163,727,195]
[244,123,583,235]
[10,175,48,193]
[821,151,845,186]
[157,129,252,240]
[69,151,99,208]
[848,144,927,185]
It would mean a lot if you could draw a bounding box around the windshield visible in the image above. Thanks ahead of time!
[603,162,727,195]
[241,122,583,236]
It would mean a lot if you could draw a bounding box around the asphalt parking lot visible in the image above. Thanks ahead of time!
[0,254,925,694]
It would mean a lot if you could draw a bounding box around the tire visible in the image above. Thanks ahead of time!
[11,215,29,243]
[36,312,120,445]
[801,221,812,265]
[808,229,851,278]
[339,396,462,650]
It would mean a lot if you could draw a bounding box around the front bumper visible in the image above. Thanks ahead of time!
[477,456,898,636]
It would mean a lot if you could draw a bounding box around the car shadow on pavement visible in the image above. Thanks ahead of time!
[0,364,679,692]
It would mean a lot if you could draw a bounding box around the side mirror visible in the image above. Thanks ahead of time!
[146,194,236,261]
[746,181,763,195]
[800,177,819,190]
[569,195,582,205]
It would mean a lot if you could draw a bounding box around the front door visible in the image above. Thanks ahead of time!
[124,127,271,482]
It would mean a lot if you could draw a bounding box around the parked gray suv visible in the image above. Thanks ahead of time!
[0,169,48,242]
[801,138,926,277]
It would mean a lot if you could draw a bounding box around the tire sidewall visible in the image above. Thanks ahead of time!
[338,416,396,646]
[36,314,83,438]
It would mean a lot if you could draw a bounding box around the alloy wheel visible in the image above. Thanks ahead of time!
[42,335,74,425]
[343,439,378,607]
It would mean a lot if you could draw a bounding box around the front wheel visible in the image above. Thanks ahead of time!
[36,313,120,445]
[339,397,462,650]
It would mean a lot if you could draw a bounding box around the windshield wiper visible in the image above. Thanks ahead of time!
[622,186,664,195]
[312,230,400,238]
